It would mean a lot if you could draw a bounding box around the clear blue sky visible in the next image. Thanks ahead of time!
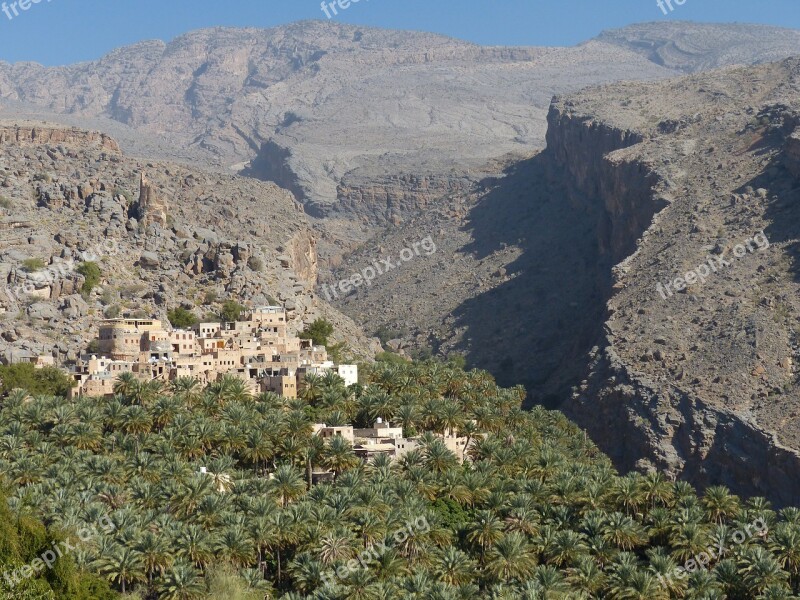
[0,0,797,66]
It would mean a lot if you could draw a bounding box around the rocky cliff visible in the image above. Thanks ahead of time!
[329,58,800,504]
[556,60,800,505]
[0,124,120,151]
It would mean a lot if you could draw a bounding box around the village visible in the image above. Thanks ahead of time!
[63,305,474,464]
[69,305,357,399]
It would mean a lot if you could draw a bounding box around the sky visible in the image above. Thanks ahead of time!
[0,0,797,66]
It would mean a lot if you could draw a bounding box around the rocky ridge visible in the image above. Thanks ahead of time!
[4,21,799,255]
[0,120,380,364]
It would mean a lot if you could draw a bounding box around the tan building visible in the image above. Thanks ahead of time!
[71,306,353,399]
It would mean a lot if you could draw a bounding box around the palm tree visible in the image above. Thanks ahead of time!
[174,524,215,569]
[770,523,800,592]
[299,374,323,403]
[466,510,504,559]
[270,464,307,508]
[320,435,359,481]
[607,569,670,600]
[546,529,589,567]
[157,561,206,600]
[137,529,174,585]
[484,532,538,583]
[113,372,138,399]
[603,512,648,551]
[703,486,741,524]
[215,526,256,568]
[435,546,476,586]
[95,544,146,594]
[739,546,790,596]
[566,555,607,596]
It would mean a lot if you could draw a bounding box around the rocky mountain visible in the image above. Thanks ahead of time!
[595,21,800,72]
[3,22,797,244]
[0,120,380,364]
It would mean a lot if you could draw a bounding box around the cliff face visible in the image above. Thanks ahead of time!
[553,60,800,505]
[0,124,120,152]
[544,105,666,263]
[332,59,800,506]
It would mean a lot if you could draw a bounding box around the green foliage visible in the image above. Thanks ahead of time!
[375,351,409,364]
[447,353,467,369]
[0,196,11,210]
[326,341,348,364]
[76,262,102,294]
[21,259,46,273]
[0,361,796,598]
[0,488,112,599]
[166,307,198,329]
[374,324,408,349]
[431,497,471,529]
[299,318,334,346]
[220,300,245,323]
[103,305,120,319]
[202,290,218,305]
[0,363,73,397]
[111,188,132,205]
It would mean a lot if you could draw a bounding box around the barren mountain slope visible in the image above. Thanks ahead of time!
[596,21,800,72]
[558,59,800,503]
[2,22,797,254]
[0,23,675,222]
[0,121,380,363]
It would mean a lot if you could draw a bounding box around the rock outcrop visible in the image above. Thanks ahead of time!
[132,173,168,228]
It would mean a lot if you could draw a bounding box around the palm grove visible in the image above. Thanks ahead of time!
[0,360,800,599]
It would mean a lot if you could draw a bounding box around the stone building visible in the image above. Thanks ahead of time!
[70,306,357,397]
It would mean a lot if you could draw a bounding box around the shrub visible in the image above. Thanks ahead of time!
[0,196,11,209]
[0,363,73,397]
[327,341,348,364]
[103,305,121,319]
[21,258,46,273]
[220,300,245,323]
[202,290,218,305]
[247,256,264,272]
[375,351,409,364]
[76,262,102,294]
[167,307,198,328]
[300,318,334,346]
[112,187,132,205]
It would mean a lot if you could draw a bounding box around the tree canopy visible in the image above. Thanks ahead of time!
[0,361,798,599]
[0,363,73,398]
